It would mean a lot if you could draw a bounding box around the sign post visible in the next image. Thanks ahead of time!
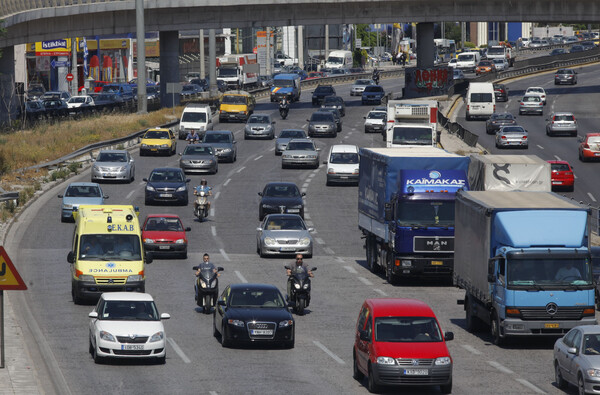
[0,246,27,368]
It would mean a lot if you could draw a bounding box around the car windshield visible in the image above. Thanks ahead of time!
[354,80,372,86]
[478,61,493,66]
[287,142,315,151]
[97,152,127,162]
[551,163,571,172]
[459,54,475,61]
[248,115,270,124]
[493,59,504,64]
[583,334,600,355]
[229,289,286,308]
[149,170,185,182]
[392,126,434,145]
[79,234,142,260]
[506,257,592,288]
[368,112,386,119]
[181,112,207,122]
[279,130,306,139]
[144,217,183,231]
[69,97,87,103]
[183,146,213,155]
[65,185,101,197]
[487,47,505,55]
[273,79,293,88]
[98,300,159,321]
[264,185,300,197]
[144,130,170,139]
[311,113,334,122]
[330,152,359,164]
[327,56,344,65]
[364,86,383,92]
[182,85,196,92]
[204,134,230,143]
[264,216,306,230]
[222,95,246,104]
[375,317,443,342]
[218,68,237,77]
[28,102,42,109]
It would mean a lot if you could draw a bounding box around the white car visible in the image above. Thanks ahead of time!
[448,58,458,68]
[88,292,170,364]
[526,86,547,104]
[492,58,508,71]
[324,144,360,186]
[67,95,95,109]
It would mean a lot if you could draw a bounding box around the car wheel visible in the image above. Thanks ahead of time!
[440,381,452,394]
[155,354,166,364]
[88,338,94,355]
[465,295,483,332]
[578,373,585,395]
[259,245,266,258]
[214,166,218,174]
[181,251,188,259]
[580,152,587,162]
[92,341,104,364]
[555,361,568,389]
[367,364,379,393]
[213,314,220,337]
[221,325,232,348]
[353,352,364,381]
[72,283,83,305]
[284,340,294,349]
[366,236,379,274]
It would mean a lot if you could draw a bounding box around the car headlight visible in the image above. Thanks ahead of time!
[299,237,311,246]
[303,283,309,289]
[208,160,215,164]
[99,330,116,342]
[376,357,396,365]
[262,204,275,209]
[294,283,301,289]
[78,274,94,282]
[264,237,276,246]
[181,160,190,165]
[127,275,143,283]
[146,185,155,191]
[282,154,291,159]
[279,320,293,328]
[161,144,169,148]
[141,144,148,148]
[308,155,317,159]
[327,168,335,174]
[222,148,231,153]
[149,331,164,342]
[63,204,73,210]
[118,166,127,172]
[144,238,155,244]
[239,111,246,115]
[353,168,360,175]
[228,319,244,327]
[175,239,185,244]
[176,186,187,192]
[435,357,452,366]
[93,165,100,171]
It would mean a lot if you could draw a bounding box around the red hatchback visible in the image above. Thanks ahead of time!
[579,133,600,162]
[141,214,191,259]
[353,298,453,394]
[548,160,575,192]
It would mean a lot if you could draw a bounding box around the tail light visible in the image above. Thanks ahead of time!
[501,136,507,139]
[493,104,496,112]
[520,102,524,105]
[565,172,573,176]
[523,136,528,140]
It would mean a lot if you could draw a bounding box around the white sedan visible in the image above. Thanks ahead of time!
[525,86,547,104]
[492,58,508,71]
[88,292,170,364]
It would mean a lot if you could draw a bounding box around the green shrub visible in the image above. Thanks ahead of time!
[68,162,81,174]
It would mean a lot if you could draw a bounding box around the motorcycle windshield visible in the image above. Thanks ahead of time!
[293,268,308,281]
[199,268,215,281]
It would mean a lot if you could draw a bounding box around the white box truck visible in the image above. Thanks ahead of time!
[385,100,438,147]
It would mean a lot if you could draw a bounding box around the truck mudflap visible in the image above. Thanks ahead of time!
[391,256,453,277]
[501,316,597,336]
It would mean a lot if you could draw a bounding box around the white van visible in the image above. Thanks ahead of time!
[465,82,495,121]
[323,144,360,185]
[179,103,213,139]
[456,51,481,72]
[325,50,353,69]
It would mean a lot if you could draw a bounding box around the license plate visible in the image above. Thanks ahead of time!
[595,153,600,156]
[151,148,157,151]
[340,176,349,179]
[280,247,296,252]
[250,329,273,335]
[552,181,562,185]
[159,193,172,198]
[545,323,559,328]
[287,209,300,213]
[431,261,443,266]
[121,344,144,350]
[229,114,236,118]
[159,245,170,250]
[404,369,428,375]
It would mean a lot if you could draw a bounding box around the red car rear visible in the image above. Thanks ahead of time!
[141,214,191,259]
[579,133,600,162]
[548,160,575,191]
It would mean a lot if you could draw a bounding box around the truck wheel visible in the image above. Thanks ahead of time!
[465,296,482,332]
[366,237,378,274]
[385,261,397,285]
[491,311,505,346]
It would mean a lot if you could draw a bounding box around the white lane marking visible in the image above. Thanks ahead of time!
[302,183,309,189]
[336,257,345,263]
[323,247,335,255]
[588,192,597,202]
[166,338,191,363]
[313,340,345,365]
[125,189,136,199]
[236,166,246,173]
[574,174,578,179]
[374,288,387,297]
[211,226,217,236]
[214,191,221,200]
[344,266,358,274]
[308,173,316,178]
[210,208,215,217]
[461,344,482,355]
[304,220,314,227]
[347,131,353,135]
[269,147,275,151]
[302,124,307,128]
[209,392,219,395]
[138,181,145,186]
[254,155,263,161]
[554,155,561,161]
[536,144,544,150]
[304,213,311,219]
[312,168,319,174]
[343,135,350,139]
[515,378,546,394]
[219,249,230,261]
[358,277,373,286]
[315,237,325,245]
[223,178,231,186]
[488,361,514,374]
[235,270,247,283]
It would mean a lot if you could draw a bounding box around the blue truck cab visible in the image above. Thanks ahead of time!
[270,73,301,102]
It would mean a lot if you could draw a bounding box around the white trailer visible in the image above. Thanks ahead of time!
[385,100,438,148]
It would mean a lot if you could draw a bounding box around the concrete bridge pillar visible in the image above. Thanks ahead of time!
[0,46,17,126]
[159,31,180,108]
[416,23,434,69]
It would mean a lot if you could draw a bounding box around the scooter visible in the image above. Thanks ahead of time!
[279,100,289,120]
[193,265,224,314]
[194,190,209,221]
[285,265,317,315]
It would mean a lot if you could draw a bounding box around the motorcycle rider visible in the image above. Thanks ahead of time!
[286,254,314,300]
[194,178,212,213]
[195,253,220,302]
[186,129,200,144]
[279,96,290,118]
[372,67,380,84]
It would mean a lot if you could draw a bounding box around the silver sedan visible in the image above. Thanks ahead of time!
[244,113,276,139]
[350,79,375,96]
[179,144,218,174]
[91,150,135,183]
[282,138,320,169]
[275,129,307,155]
[495,125,528,149]
[554,325,600,394]
[256,214,313,258]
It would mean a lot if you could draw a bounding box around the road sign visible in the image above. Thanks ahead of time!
[66,73,74,82]
[0,247,26,290]
[356,38,362,48]
[50,60,70,69]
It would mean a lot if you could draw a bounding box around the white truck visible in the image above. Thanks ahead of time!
[274,53,298,67]
[486,45,515,67]
[385,100,438,147]
[217,54,259,90]
[467,154,551,191]
[456,51,481,72]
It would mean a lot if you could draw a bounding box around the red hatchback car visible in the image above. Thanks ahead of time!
[548,160,575,192]
[141,214,191,259]
[579,133,600,162]
[353,298,453,394]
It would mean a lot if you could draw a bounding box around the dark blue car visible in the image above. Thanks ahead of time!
[143,167,190,206]
[361,85,385,105]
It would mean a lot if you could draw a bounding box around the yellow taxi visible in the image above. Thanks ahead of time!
[218,90,255,123]
[140,128,177,156]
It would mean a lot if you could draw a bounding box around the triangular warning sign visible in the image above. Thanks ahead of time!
[0,246,27,290]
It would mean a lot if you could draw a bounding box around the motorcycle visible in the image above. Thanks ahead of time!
[194,190,209,221]
[285,265,317,315]
[373,73,380,85]
[193,265,224,314]
[279,100,289,120]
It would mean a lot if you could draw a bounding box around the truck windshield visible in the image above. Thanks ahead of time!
[396,201,455,227]
[327,56,344,65]
[79,234,142,261]
[507,257,592,287]
[274,79,293,88]
[487,47,505,55]
[218,68,237,77]
[392,126,433,145]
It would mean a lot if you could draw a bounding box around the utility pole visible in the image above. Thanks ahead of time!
[200,29,205,79]
[135,0,147,113]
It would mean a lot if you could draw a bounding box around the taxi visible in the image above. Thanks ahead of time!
[140,128,177,156]
[218,91,255,123]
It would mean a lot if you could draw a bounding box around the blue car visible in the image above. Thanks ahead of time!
[143,167,190,206]
[361,85,385,105]
[58,182,107,222]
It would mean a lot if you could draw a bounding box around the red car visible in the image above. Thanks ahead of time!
[141,214,191,259]
[548,160,575,192]
[353,298,453,394]
[579,133,600,162]
[306,71,325,80]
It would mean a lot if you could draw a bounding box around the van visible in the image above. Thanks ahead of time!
[456,51,481,72]
[101,83,134,102]
[270,73,302,102]
[219,90,256,123]
[179,103,213,139]
[465,82,495,121]
[353,298,454,394]
[67,205,151,304]
[325,50,353,69]
[323,144,360,186]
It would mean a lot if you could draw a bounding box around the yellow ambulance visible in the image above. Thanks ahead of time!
[67,205,152,304]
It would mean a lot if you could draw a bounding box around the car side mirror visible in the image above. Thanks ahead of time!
[185,227,192,232]
[359,330,370,342]
[308,228,315,233]
[186,179,191,183]
[58,194,63,198]
[311,267,317,271]
[160,313,170,320]
[143,178,148,182]
[316,148,321,151]
[322,160,327,164]
[217,300,226,306]
[67,251,75,264]
[256,227,262,231]
[306,119,310,122]
[301,192,306,197]
[444,331,454,341]
[179,153,183,156]
[284,265,291,270]
[145,252,153,264]
[88,311,98,319]
[272,121,276,124]
[192,265,199,270]
[567,347,578,355]
[258,192,263,196]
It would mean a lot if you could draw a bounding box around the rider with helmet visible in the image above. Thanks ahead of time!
[194,179,212,212]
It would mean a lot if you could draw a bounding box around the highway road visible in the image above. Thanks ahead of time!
[7,65,600,395]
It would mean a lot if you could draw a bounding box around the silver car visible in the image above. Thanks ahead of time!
[519,94,544,115]
[495,125,528,149]
[244,113,276,140]
[203,130,237,162]
[546,112,578,137]
[275,129,307,156]
[179,144,218,174]
[554,325,600,394]
[307,111,337,138]
[256,214,313,257]
[91,150,135,183]
[364,109,387,134]
[58,182,107,222]
[350,79,375,96]
[282,138,320,169]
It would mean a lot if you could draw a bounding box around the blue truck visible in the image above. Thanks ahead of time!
[358,147,470,283]
[270,73,301,102]
[454,190,597,346]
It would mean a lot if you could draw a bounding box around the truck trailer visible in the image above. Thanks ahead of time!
[216,54,259,90]
[468,154,551,192]
[385,100,438,148]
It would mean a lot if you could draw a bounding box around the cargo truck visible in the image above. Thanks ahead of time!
[468,154,551,192]
[486,45,515,67]
[385,100,438,148]
[358,147,469,283]
[217,54,259,90]
[454,191,596,346]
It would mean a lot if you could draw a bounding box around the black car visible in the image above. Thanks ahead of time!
[213,283,295,348]
[550,48,567,56]
[22,100,46,121]
[555,68,577,85]
[570,45,585,53]
[41,99,69,117]
[581,41,596,51]
[312,85,336,106]
[321,95,346,116]
[493,83,508,102]
[258,182,305,220]
[143,167,190,206]
[190,78,227,93]
[485,112,517,134]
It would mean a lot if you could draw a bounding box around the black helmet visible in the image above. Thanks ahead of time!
[200,179,207,185]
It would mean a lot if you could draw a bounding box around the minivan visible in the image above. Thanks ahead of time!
[323,144,359,186]
[456,51,481,72]
[353,298,454,394]
[179,103,213,139]
[465,82,495,121]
